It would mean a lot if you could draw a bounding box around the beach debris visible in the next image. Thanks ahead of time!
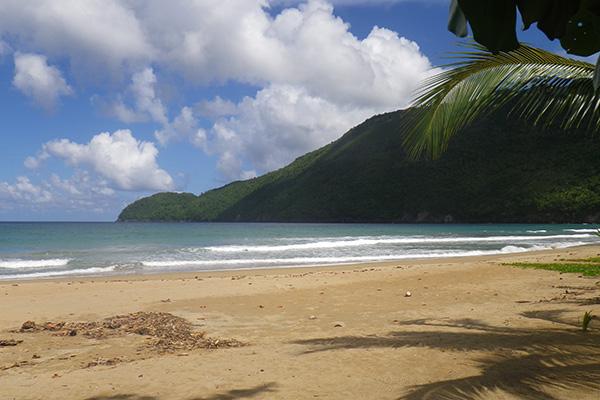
[20,320,37,332]
[405,291,412,297]
[333,322,345,328]
[308,315,317,320]
[16,312,244,353]
[84,357,123,368]
[1,360,31,370]
[0,339,22,346]
[160,298,171,303]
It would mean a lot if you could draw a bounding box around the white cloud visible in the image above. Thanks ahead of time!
[0,172,122,214]
[0,0,152,81]
[197,96,239,119]
[274,0,443,5]
[2,0,439,183]
[0,176,53,204]
[109,68,168,124]
[143,1,435,179]
[1,1,435,106]
[13,52,73,110]
[29,130,175,191]
[154,106,200,145]
[134,1,435,108]
[203,84,375,179]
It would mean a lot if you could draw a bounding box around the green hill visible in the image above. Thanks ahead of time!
[118,108,600,223]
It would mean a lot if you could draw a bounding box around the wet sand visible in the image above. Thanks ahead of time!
[1,246,600,399]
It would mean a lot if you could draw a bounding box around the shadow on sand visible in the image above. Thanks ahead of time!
[84,383,277,400]
[292,310,600,399]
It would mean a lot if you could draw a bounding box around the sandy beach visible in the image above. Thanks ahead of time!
[1,245,600,400]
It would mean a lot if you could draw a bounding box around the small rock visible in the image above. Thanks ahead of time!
[32,354,41,359]
[20,320,37,332]
[308,315,317,320]
[160,298,171,303]
[0,339,22,346]
[405,291,412,297]
[333,322,345,328]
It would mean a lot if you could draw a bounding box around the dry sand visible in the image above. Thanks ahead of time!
[1,246,600,400]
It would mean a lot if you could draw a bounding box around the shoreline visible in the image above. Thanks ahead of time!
[2,244,599,399]
[0,243,594,285]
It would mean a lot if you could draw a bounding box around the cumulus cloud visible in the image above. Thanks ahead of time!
[0,171,122,214]
[154,106,199,145]
[13,52,73,110]
[0,176,53,204]
[1,1,434,104]
[202,84,375,179]
[2,0,439,183]
[141,1,435,179]
[108,67,168,124]
[133,1,434,108]
[274,0,443,5]
[29,130,175,191]
[0,0,152,80]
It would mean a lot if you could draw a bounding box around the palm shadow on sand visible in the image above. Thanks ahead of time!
[84,383,277,400]
[292,311,600,399]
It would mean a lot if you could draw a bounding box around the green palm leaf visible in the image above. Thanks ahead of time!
[404,43,600,159]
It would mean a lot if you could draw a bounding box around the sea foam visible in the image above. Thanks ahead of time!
[203,234,591,253]
[0,266,116,280]
[142,243,580,269]
[0,258,71,269]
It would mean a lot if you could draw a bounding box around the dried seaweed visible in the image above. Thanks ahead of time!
[0,339,22,347]
[18,312,243,352]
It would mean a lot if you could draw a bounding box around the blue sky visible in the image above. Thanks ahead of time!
[0,0,585,221]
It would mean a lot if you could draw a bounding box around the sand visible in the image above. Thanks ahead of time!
[1,246,600,400]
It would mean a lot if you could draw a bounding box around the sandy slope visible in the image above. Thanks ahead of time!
[1,246,600,400]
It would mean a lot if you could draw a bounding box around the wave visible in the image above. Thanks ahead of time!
[564,229,598,233]
[203,234,592,253]
[143,243,581,269]
[0,258,71,269]
[526,230,547,233]
[0,266,116,280]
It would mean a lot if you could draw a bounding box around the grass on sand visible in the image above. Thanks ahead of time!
[508,257,600,276]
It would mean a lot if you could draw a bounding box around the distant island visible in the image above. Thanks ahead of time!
[118,107,600,223]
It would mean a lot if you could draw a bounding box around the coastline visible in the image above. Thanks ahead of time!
[2,244,600,399]
[0,242,593,284]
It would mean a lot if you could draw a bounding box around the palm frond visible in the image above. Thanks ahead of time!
[404,43,600,159]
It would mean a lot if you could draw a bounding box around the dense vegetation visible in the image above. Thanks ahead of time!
[118,107,600,223]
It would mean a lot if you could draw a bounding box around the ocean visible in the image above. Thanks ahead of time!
[0,222,597,280]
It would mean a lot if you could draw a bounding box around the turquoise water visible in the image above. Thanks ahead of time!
[0,222,597,280]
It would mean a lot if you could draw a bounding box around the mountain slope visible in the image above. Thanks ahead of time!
[118,109,600,223]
